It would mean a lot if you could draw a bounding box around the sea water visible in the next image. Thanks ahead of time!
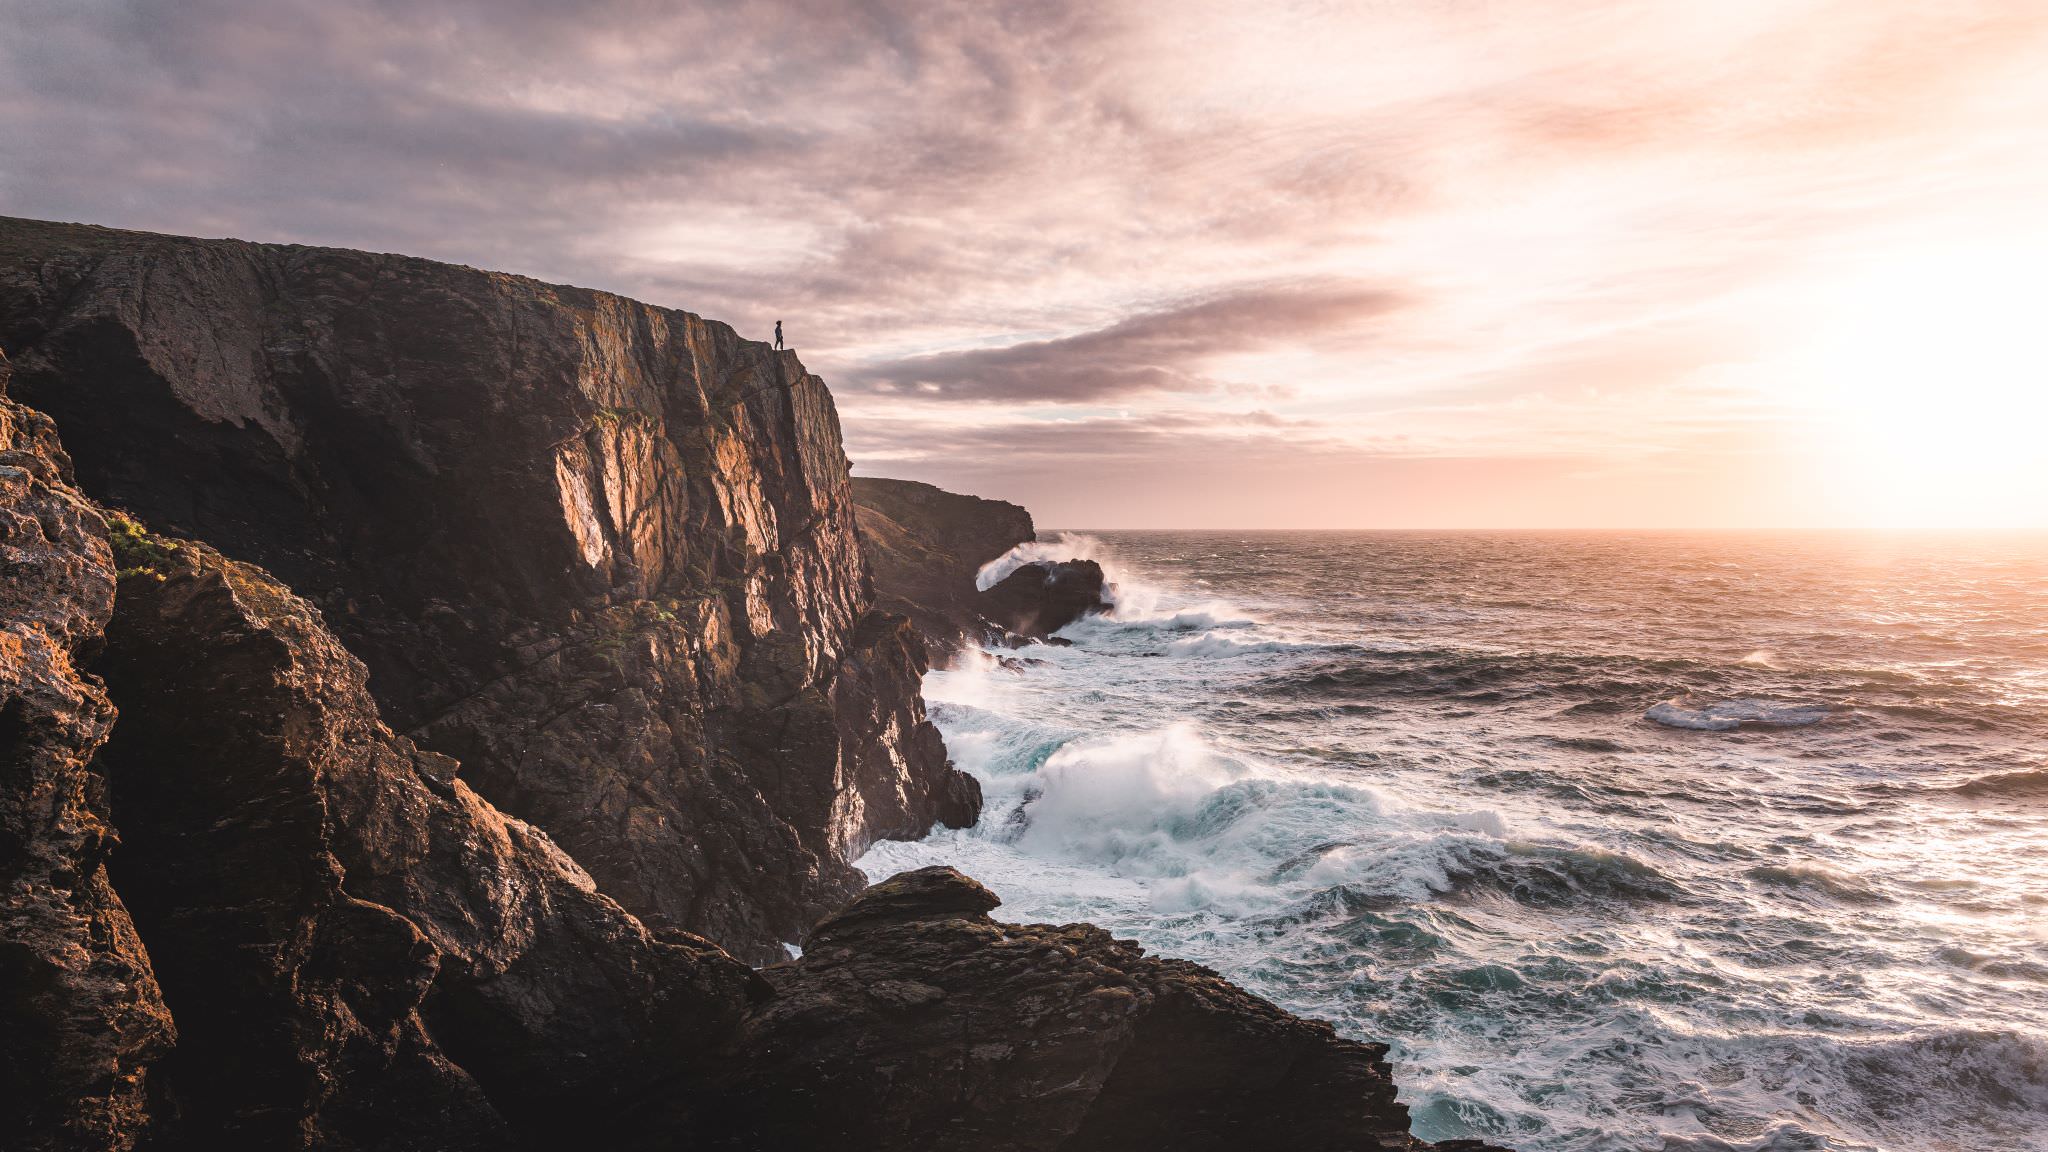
[857,531,2048,1152]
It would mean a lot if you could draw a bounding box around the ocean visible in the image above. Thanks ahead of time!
[856,530,2048,1152]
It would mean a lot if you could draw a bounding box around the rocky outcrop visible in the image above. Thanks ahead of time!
[0,216,976,961]
[91,519,757,1149]
[979,559,1112,640]
[0,350,173,1152]
[851,477,1035,660]
[0,220,1510,1152]
[704,867,1510,1152]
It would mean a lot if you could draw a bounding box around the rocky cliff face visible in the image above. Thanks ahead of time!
[92,521,757,1149]
[0,352,173,1151]
[0,219,1508,1152]
[851,476,1034,659]
[0,217,975,961]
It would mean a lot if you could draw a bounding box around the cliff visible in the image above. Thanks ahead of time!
[0,219,1506,1152]
[92,519,756,1149]
[0,217,976,962]
[851,476,1034,658]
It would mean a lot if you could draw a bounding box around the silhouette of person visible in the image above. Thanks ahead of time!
[774,320,784,351]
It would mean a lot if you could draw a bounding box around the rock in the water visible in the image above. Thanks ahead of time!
[978,559,1111,640]
[0,349,174,1152]
[851,477,1035,660]
[703,865,1491,1152]
[0,216,977,962]
[90,521,757,1149]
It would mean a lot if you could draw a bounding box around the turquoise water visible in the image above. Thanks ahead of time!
[859,531,2048,1152]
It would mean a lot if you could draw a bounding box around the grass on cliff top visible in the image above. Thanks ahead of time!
[105,509,178,580]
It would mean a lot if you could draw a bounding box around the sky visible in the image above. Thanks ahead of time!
[4,0,2047,529]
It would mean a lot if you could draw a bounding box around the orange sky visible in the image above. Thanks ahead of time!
[5,1,2047,527]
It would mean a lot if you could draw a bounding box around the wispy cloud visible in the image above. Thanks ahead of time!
[847,284,1404,402]
[4,0,2046,525]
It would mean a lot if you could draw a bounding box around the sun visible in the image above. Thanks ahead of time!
[1799,242,2048,530]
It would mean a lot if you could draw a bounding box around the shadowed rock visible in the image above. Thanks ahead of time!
[90,521,756,1149]
[703,866,1512,1152]
[978,559,1111,641]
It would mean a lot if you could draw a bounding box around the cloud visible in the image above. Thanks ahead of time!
[845,284,1405,402]
[4,0,2048,525]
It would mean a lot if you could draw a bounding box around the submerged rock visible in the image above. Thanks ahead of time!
[978,559,1111,640]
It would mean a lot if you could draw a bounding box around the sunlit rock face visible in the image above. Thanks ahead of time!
[0,350,174,1152]
[0,216,978,962]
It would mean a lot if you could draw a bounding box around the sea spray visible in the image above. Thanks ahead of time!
[863,529,2048,1151]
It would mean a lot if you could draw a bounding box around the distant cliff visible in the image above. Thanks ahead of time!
[0,216,977,962]
[852,476,1034,658]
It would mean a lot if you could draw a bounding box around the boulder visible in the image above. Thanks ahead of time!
[704,866,1509,1152]
[978,559,1111,640]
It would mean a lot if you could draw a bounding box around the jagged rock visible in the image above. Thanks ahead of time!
[0,350,173,1152]
[0,216,976,962]
[0,222,1513,1152]
[89,521,757,1149]
[851,477,1035,660]
[703,866,1504,1152]
[978,559,1111,640]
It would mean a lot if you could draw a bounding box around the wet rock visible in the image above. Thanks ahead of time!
[705,866,1500,1152]
[851,477,1035,661]
[0,216,977,962]
[0,350,175,1152]
[978,559,1111,640]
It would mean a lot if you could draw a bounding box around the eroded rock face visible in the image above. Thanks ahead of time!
[91,523,757,1149]
[979,559,1111,640]
[0,216,976,961]
[704,866,1505,1152]
[851,477,1035,659]
[0,350,173,1152]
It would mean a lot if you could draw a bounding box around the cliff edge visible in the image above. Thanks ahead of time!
[0,216,977,961]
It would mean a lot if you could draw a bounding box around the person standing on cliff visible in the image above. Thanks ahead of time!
[774,320,784,351]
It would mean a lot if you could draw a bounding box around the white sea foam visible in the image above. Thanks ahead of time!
[975,532,1111,590]
[866,531,2048,1152]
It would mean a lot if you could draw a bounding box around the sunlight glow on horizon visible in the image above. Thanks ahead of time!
[8,0,2048,528]
[1787,241,2048,530]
